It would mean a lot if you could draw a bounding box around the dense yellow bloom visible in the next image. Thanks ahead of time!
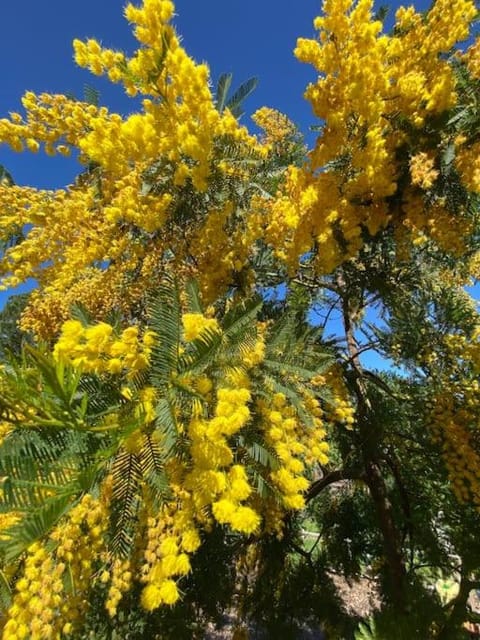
[213,501,261,534]
[141,579,179,610]
[0,0,478,336]
[257,386,330,515]
[2,493,108,638]
[141,584,164,611]
[1,0,480,627]
[53,320,154,377]
[261,0,477,273]
[409,152,439,190]
[252,107,301,157]
[426,330,480,507]
[182,313,220,342]
[318,367,356,429]
[0,513,20,541]
[1,0,477,340]
[242,334,266,369]
[464,36,480,79]
[456,139,480,193]
[0,0,266,338]
[105,558,133,617]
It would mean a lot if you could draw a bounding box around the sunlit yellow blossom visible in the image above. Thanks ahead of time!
[182,313,220,342]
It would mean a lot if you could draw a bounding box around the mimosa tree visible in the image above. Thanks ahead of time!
[0,0,479,638]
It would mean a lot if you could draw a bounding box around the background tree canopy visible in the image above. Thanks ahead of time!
[0,0,479,638]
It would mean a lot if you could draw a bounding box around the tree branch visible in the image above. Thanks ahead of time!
[337,268,407,611]
[306,469,362,502]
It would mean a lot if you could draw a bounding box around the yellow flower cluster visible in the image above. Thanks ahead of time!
[105,558,133,617]
[2,545,66,640]
[261,0,478,273]
[0,303,346,620]
[0,0,478,340]
[135,364,280,613]
[2,494,107,640]
[252,107,299,156]
[72,39,126,82]
[316,368,356,429]
[427,330,480,507]
[388,0,474,121]
[401,190,472,255]
[140,502,200,611]
[242,334,266,369]
[186,202,263,305]
[187,384,260,534]
[0,181,131,337]
[0,0,267,338]
[302,392,331,464]
[0,92,102,156]
[455,138,480,193]
[103,170,173,233]
[260,391,329,511]
[430,388,480,506]
[71,1,263,184]
[53,320,155,377]
[463,36,480,80]
[409,152,439,190]
[0,513,20,541]
[4,0,480,625]
[182,313,220,342]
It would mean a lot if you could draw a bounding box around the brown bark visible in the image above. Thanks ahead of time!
[437,571,477,640]
[338,270,407,611]
[306,468,362,502]
[363,459,407,608]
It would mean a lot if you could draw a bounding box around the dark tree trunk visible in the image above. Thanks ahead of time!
[339,270,407,611]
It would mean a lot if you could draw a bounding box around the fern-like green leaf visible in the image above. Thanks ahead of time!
[83,84,100,106]
[0,493,74,563]
[0,570,12,609]
[185,279,204,314]
[215,72,233,113]
[148,278,181,387]
[110,450,142,558]
[226,77,258,119]
[154,397,179,462]
[0,165,14,186]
